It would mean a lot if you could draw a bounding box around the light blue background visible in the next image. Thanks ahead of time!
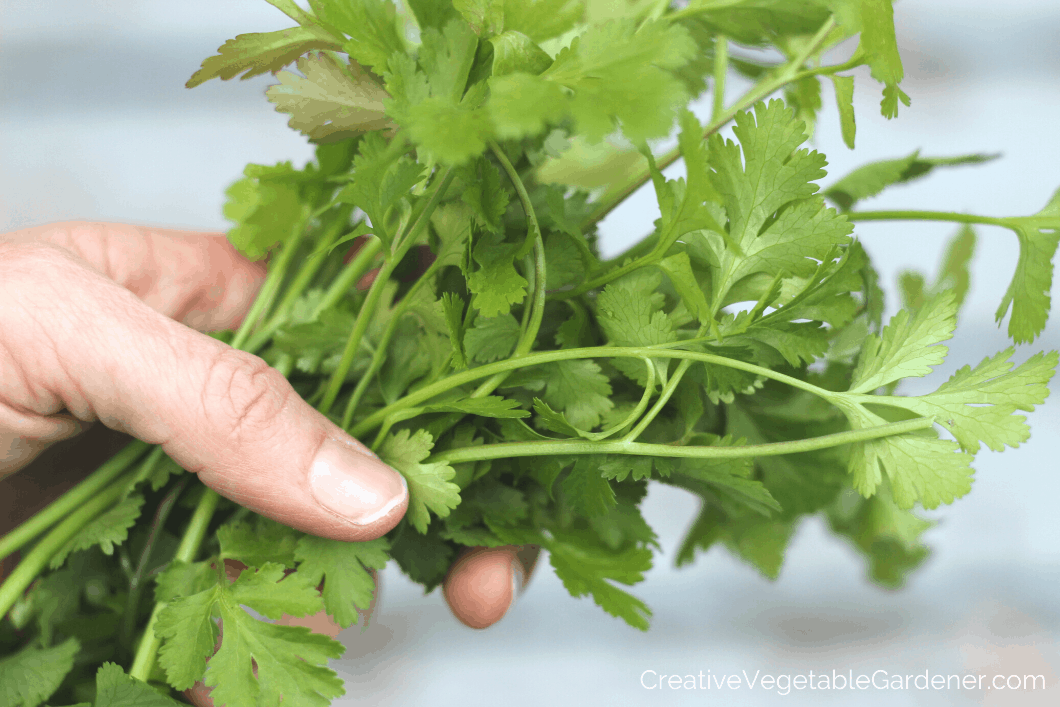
[2,2,1058,705]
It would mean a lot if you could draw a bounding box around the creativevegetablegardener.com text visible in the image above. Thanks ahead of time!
[640,669,1047,694]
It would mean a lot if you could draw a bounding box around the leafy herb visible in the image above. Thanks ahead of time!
[2,1,1057,704]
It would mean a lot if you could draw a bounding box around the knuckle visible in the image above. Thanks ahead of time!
[201,348,293,442]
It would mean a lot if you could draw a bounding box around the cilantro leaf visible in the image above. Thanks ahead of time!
[154,560,216,604]
[824,150,998,211]
[156,583,222,690]
[203,565,344,707]
[460,157,511,233]
[849,290,956,394]
[995,186,1060,344]
[540,359,614,430]
[547,529,653,630]
[93,662,183,707]
[454,0,504,36]
[295,537,389,628]
[186,27,341,88]
[217,517,300,569]
[379,429,461,533]
[489,30,554,76]
[0,638,79,707]
[49,494,144,570]
[595,269,675,385]
[560,457,617,518]
[467,232,527,316]
[899,224,976,313]
[831,74,856,149]
[223,167,304,260]
[503,0,584,42]
[701,100,853,310]
[423,395,529,418]
[308,0,405,73]
[675,504,795,580]
[856,0,910,118]
[266,53,395,142]
[336,133,425,247]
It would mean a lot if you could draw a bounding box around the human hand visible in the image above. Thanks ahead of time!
[0,222,538,699]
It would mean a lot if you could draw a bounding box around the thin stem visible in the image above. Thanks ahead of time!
[430,416,936,465]
[350,345,839,438]
[243,205,355,353]
[317,237,384,315]
[120,475,189,652]
[320,168,455,416]
[847,210,1010,227]
[128,485,221,683]
[471,143,548,398]
[230,206,312,350]
[0,470,137,621]
[0,440,149,562]
[579,16,838,232]
[711,36,728,123]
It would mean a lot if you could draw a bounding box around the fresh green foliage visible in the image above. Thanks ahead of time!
[3,2,1057,705]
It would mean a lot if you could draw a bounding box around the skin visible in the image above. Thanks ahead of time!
[0,221,538,704]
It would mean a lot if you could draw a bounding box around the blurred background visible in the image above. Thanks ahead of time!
[2,1,1059,705]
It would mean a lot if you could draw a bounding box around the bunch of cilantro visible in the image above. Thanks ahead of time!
[2,0,1058,704]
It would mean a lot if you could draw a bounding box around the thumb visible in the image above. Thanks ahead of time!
[0,242,407,541]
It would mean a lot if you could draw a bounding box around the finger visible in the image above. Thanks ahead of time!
[4,221,266,331]
[0,241,407,539]
[443,545,540,629]
[183,559,378,707]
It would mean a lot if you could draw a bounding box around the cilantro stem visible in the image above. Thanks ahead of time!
[320,167,455,416]
[120,474,189,653]
[0,469,139,623]
[430,416,935,465]
[318,236,384,315]
[350,345,840,438]
[243,204,355,353]
[473,142,548,397]
[847,210,1010,227]
[0,440,150,563]
[128,484,221,682]
[578,16,838,232]
[230,205,312,350]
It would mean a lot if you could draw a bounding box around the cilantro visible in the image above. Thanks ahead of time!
[92,662,184,707]
[0,638,79,707]
[379,429,462,533]
[294,536,389,627]
[50,495,144,570]
[186,27,341,88]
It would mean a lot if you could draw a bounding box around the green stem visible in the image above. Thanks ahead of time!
[317,237,384,315]
[0,470,138,621]
[243,204,355,353]
[578,16,838,232]
[847,210,1010,227]
[319,168,455,416]
[350,345,838,438]
[230,206,312,350]
[120,475,189,652]
[0,440,149,562]
[711,36,728,123]
[471,142,548,398]
[430,416,935,465]
[128,485,221,683]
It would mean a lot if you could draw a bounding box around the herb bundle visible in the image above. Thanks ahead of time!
[1,0,1057,704]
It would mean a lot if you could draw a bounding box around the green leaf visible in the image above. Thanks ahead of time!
[871,349,1058,454]
[186,27,341,88]
[899,224,976,312]
[831,74,856,149]
[421,19,480,103]
[0,638,79,707]
[154,560,216,603]
[50,494,144,570]
[548,530,653,630]
[489,30,553,77]
[856,0,909,117]
[266,53,394,142]
[995,186,1060,344]
[849,290,956,394]
[840,403,974,510]
[218,517,300,569]
[560,457,617,517]
[503,0,584,42]
[595,269,675,385]
[337,133,425,247]
[309,0,405,73]
[540,359,614,430]
[656,251,711,326]
[295,537,389,628]
[467,232,528,316]
[379,429,462,533]
[156,584,222,690]
[454,0,504,35]
[203,564,343,707]
[441,292,469,368]
[676,505,795,579]
[701,99,853,309]
[460,157,511,233]
[93,662,184,707]
[424,395,529,418]
[223,170,304,261]
[824,150,998,211]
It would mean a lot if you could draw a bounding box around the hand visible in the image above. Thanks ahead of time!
[0,222,539,697]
